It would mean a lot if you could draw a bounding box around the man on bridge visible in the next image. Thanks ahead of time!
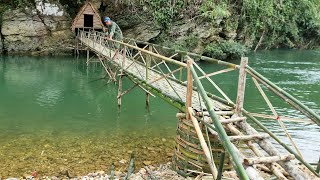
[103,17,123,49]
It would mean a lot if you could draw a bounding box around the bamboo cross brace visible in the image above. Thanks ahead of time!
[117,84,139,98]
[169,53,179,59]
[252,77,304,158]
[151,57,184,102]
[151,60,164,69]
[192,62,233,104]
[163,61,177,79]
[184,68,235,83]
[247,71,313,119]
[250,113,313,124]
[127,78,155,97]
[198,68,235,81]
[188,107,218,179]
[148,67,183,84]
[98,56,116,82]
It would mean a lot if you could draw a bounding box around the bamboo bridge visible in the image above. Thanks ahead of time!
[76,29,320,180]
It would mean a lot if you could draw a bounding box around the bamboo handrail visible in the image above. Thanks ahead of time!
[122,37,239,69]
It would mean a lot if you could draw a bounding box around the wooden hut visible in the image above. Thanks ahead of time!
[71,1,104,32]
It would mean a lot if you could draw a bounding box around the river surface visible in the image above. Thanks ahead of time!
[0,50,319,177]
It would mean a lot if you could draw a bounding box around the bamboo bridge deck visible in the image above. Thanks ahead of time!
[77,29,320,180]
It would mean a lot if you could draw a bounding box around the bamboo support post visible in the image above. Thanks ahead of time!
[186,59,193,120]
[235,57,248,115]
[244,155,295,166]
[188,58,249,179]
[188,107,218,179]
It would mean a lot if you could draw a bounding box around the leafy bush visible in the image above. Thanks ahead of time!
[145,0,184,29]
[204,40,248,60]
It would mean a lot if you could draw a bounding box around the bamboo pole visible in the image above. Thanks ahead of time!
[146,45,152,106]
[241,110,318,178]
[244,155,295,166]
[188,107,218,179]
[250,113,313,124]
[186,59,193,120]
[252,77,304,158]
[246,66,320,126]
[188,59,249,180]
[235,57,248,115]
[192,62,233,104]
[217,152,225,180]
[226,123,288,180]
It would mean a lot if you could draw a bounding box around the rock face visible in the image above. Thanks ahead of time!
[1,0,73,54]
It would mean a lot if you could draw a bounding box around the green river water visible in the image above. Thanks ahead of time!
[0,50,319,177]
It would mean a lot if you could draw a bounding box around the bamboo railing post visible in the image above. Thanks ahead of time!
[186,59,193,120]
[235,57,248,115]
[188,56,249,180]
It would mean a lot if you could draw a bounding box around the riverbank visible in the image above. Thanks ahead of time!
[2,163,185,180]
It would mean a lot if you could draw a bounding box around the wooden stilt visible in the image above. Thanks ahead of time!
[235,57,248,115]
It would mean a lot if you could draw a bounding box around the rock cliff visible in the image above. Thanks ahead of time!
[1,1,73,55]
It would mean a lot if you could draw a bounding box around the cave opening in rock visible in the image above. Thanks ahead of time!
[84,14,93,28]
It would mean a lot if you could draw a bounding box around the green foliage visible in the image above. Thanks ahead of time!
[198,0,320,49]
[171,35,199,52]
[200,0,230,23]
[239,0,320,48]
[145,0,184,29]
[204,40,248,60]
